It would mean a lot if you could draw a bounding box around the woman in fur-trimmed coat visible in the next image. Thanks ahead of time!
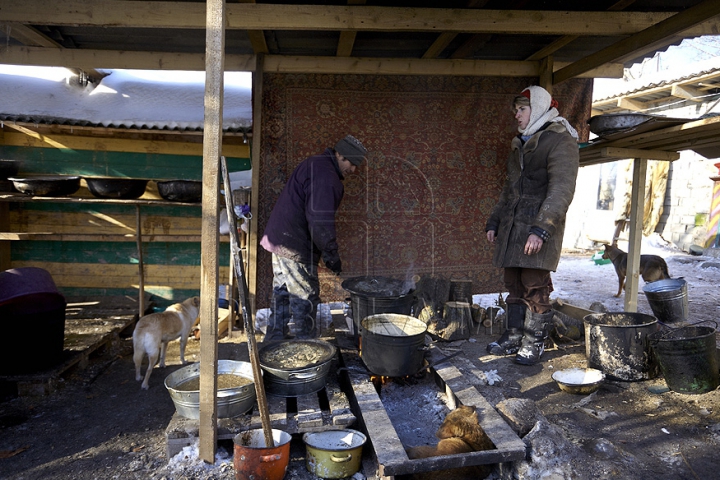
[485,85,579,366]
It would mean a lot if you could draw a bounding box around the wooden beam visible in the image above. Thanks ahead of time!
[337,31,358,57]
[539,56,553,94]
[554,0,720,84]
[235,1,268,54]
[0,45,256,71]
[246,30,268,54]
[671,84,704,101]
[0,2,680,36]
[617,97,647,112]
[526,36,577,62]
[0,45,622,78]
[337,0,365,57]
[1,22,61,47]
[422,32,457,59]
[600,147,680,161]
[198,0,225,464]
[263,55,540,76]
[525,0,637,61]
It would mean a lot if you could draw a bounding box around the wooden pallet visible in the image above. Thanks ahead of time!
[164,361,356,458]
[333,314,526,479]
[0,314,135,396]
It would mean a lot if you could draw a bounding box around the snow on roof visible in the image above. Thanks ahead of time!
[0,67,253,132]
[593,36,720,102]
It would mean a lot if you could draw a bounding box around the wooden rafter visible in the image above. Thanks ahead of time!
[0,45,622,78]
[525,0,637,61]
[554,0,720,84]
[337,0,366,57]
[0,2,688,36]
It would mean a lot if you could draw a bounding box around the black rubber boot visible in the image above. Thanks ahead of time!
[487,303,526,356]
[515,310,555,365]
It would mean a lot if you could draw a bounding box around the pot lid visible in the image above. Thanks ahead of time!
[258,339,336,370]
[341,276,413,297]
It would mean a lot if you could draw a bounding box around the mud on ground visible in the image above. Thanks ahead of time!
[1,249,719,479]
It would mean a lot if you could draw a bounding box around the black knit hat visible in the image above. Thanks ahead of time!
[334,135,368,166]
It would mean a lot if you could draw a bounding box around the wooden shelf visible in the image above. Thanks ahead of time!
[0,232,232,242]
[0,193,202,207]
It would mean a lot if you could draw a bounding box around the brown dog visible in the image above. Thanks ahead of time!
[133,296,200,389]
[405,405,494,479]
[602,243,671,297]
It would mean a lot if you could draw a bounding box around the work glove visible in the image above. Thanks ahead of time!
[324,257,342,275]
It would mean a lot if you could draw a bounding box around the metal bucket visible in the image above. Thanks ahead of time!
[584,312,660,381]
[649,325,719,394]
[341,276,415,345]
[234,429,291,480]
[164,360,257,419]
[643,278,688,323]
[360,314,427,377]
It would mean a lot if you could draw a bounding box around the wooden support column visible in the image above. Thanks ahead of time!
[199,0,225,464]
[539,55,553,95]
[248,54,263,328]
[135,205,145,317]
[624,157,647,313]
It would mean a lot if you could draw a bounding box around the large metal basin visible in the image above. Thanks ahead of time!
[164,360,257,419]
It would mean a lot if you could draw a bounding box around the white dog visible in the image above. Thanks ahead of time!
[133,296,200,390]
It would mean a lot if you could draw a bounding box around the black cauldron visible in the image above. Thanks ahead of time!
[157,180,202,203]
[86,177,149,199]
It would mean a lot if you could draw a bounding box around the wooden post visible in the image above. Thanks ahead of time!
[199,0,225,463]
[624,157,647,313]
[539,55,553,94]
[135,205,145,318]
[247,53,263,331]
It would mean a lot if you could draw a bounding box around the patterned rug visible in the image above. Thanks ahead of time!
[258,74,592,306]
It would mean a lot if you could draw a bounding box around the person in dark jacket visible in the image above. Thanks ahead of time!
[260,135,368,341]
[485,86,579,365]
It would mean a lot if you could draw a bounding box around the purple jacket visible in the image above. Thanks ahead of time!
[260,148,344,265]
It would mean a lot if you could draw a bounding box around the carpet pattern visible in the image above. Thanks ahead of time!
[257,74,592,306]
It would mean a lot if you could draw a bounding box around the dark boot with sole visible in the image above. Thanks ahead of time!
[515,309,554,365]
[487,303,526,356]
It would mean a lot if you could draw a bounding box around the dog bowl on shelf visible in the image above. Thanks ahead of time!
[85,177,149,199]
[156,180,202,203]
[164,360,257,419]
[9,175,81,197]
[552,368,605,394]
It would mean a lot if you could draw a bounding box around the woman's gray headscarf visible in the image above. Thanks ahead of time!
[518,85,579,140]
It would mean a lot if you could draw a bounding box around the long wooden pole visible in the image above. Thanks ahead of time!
[221,156,274,448]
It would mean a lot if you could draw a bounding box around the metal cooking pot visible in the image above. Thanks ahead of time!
[9,175,81,197]
[258,339,336,397]
[86,177,149,199]
[341,276,415,344]
[156,180,202,202]
[360,314,427,377]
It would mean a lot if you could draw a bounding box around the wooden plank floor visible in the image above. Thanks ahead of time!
[333,313,526,479]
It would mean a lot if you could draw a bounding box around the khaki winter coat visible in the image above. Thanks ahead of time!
[486,122,579,271]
